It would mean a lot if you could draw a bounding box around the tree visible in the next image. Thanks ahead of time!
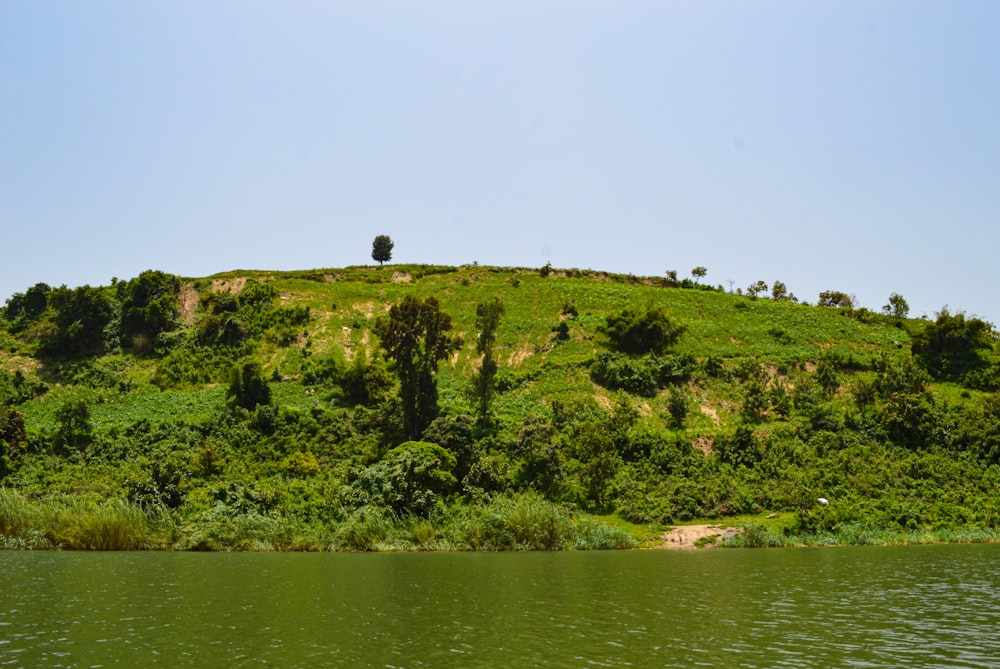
[746,280,768,299]
[604,306,685,356]
[3,282,50,330]
[474,298,504,429]
[882,293,910,319]
[911,308,994,381]
[53,399,93,456]
[227,361,272,410]
[118,270,181,352]
[771,280,788,301]
[375,296,462,439]
[0,408,27,482]
[691,267,707,283]
[818,290,854,308]
[44,285,115,357]
[352,441,457,516]
[371,235,394,265]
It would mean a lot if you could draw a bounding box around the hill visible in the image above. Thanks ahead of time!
[1,264,999,550]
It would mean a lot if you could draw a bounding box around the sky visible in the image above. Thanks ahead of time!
[2,1,998,324]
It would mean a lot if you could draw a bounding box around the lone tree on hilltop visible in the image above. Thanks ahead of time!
[691,266,707,283]
[372,235,394,265]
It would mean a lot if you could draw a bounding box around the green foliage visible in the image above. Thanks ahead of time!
[666,386,690,428]
[371,234,394,265]
[814,358,839,395]
[474,298,504,428]
[746,280,768,299]
[818,290,854,308]
[911,308,994,382]
[882,293,910,319]
[118,270,181,353]
[53,399,93,456]
[375,296,462,439]
[227,361,272,410]
[0,369,43,406]
[590,352,695,396]
[350,441,458,517]
[42,284,115,357]
[604,306,684,355]
[716,424,761,468]
[0,408,28,479]
[3,283,51,331]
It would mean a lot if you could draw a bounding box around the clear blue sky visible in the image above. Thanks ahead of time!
[3,1,998,324]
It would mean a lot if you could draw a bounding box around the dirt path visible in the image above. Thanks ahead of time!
[658,524,741,549]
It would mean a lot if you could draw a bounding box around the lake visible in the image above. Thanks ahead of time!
[2,544,998,668]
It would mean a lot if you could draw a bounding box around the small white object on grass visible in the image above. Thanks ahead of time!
[817,497,829,506]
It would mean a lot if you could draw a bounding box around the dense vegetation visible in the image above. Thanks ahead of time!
[1,264,998,551]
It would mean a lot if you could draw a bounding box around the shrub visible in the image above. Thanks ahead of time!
[604,306,685,355]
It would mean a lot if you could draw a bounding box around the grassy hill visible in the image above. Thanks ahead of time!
[1,264,998,550]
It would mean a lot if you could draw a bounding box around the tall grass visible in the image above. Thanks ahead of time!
[724,520,1000,549]
[1,488,179,550]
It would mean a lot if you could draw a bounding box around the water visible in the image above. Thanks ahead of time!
[2,544,999,668]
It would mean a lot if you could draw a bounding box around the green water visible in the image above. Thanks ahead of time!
[2,544,998,667]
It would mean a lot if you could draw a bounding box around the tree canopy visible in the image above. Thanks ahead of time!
[604,306,684,356]
[371,235,394,265]
[911,308,994,381]
[375,295,461,439]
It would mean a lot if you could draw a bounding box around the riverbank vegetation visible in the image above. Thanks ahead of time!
[1,264,998,550]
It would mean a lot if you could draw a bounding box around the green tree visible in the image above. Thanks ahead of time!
[746,280,768,299]
[352,441,458,516]
[691,266,707,283]
[375,296,462,439]
[911,308,994,381]
[227,361,272,410]
[818,290,854,308]
[44,285,115,357]
[882,293,910,319]
[604,306,684,356]
[371,234,394,265]
[53,399,93,455]
[474,298,504,429]
[118,270,181,353]
[3,282,50,330]
[666,386,689,428]
[771,280,788,301]
[0,408,27,481]
[815,358,839,395]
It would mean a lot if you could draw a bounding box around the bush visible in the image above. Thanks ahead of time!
[350,441,457,517]
[604,306,685,355]
[590,352,695,396]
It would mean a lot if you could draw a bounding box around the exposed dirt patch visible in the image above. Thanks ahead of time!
[700,404,720,425]
[178,282,200,326]
[657,524,741,549]
[391,271,412,283]
[211,277,247,294]
[507,343,533,367]
[692,435,714,456]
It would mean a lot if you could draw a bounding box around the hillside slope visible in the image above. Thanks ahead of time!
[1,264,998,550]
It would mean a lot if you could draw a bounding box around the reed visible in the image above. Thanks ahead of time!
[0,487,38,539]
